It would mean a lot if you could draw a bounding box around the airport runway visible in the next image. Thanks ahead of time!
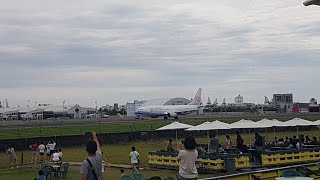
[0,113,319,129]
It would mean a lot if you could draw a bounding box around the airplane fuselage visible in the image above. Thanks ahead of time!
[134,105,200,118]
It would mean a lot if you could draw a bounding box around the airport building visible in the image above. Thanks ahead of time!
[272,94,294,113]
[0,104,96,120]
[126,100,146,117]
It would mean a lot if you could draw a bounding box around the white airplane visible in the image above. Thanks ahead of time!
[134,88,202,119]
[303,0,320,6]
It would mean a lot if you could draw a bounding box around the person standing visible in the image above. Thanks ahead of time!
[38,142,46,162]
[6,146,18,168]
[29,143,38,164]
[46,142,51,162]
[167,139,174,152]
[130,146,140,174]
[49,141,56,156]
[254,133,263,164]
[210,134,219,153]
[236,131,244,151]
[225,135,232,149]
[177,136,198,180]
[80,132,103,180]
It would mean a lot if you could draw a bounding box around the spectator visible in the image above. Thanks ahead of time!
[210,134,219,153]
[120,169,125,177]
[167,139,174,152]
[293,136,298,144]
[101,151,109,180]
[305,136,311,144]
[58,149,63,161]
[80,132,103,180]
[284,137,290,147]
[52,149,61,164]
[272,137,278,147]
[6,146,18,168]
[311,137,319,145]
[225,135,232,149]
[288,138,294,148]
[29,143,38,164]
[37,170,46,180]
[276,138,284,147]
[236,131,244,151]
[46,142,51,162]
[254,133,263,148]
[38,142,45,162]
[177,136,198,180]
[48,141,56,156]
[129,146,140,174]
[178,141,185,150]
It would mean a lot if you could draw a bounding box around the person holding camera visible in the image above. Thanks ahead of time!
[80,132,103,180]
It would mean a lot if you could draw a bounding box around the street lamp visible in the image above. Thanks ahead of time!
[303,0,320,6]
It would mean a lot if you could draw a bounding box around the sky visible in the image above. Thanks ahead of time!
[0,0,320,107]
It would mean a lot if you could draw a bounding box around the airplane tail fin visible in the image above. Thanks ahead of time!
[188,88,202,105]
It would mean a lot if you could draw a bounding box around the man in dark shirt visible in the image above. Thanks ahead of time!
[254,133,263,148]
[236,131,244,151]
[210,134,219,153]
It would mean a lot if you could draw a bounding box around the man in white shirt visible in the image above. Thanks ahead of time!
[129,146,140,174]
[52,149,61,164]
[38,142,46,162]
[46,143,51,162]
[49,141,56,155]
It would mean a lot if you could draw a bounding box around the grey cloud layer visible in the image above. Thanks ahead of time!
[0,0,319,106]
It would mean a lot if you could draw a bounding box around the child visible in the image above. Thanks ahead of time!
[6,146,18,168]
[58,149,63,162]
[120,169,125,177]
[37,170,46,180]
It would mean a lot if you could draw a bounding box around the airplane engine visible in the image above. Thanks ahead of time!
[164,112,178,119]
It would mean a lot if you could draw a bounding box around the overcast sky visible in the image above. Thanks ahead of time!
[0,0,319,107]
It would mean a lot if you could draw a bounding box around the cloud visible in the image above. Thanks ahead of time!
[0,0,319,106]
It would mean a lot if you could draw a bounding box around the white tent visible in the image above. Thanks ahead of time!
[156,121,194,131]
[230,119,271,129]
[284,118,316,136]
[186,121,229,151]
[157,121,194,148]
[313,120,320,125]
[257,118,287,127]
[257,118,287,143]
[230,119,271,146]
[284,118,316,127]
[212,120,231,128]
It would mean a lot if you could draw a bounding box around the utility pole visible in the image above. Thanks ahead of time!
[95,100,98,118]
[62,100,66,119]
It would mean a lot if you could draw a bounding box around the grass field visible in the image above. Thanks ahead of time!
[0,122,167,140]
[0,129,320,179]
[0,114,319,140]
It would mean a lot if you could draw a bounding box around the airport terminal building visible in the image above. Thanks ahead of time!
[0,104,96,120]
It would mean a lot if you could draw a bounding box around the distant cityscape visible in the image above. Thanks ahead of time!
[0,93,319,121]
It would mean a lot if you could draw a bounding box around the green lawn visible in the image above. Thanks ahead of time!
[0,167,193,180]
[1,129,320,169]
[1,129,320,179]
[0,122,169,140]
